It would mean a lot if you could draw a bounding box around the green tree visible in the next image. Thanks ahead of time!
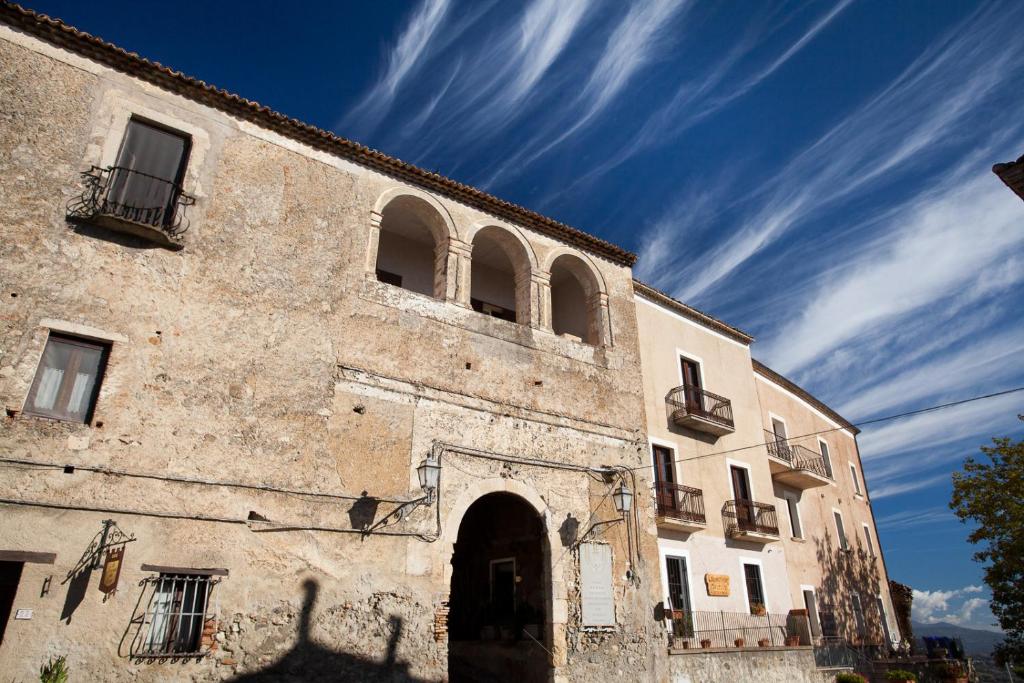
[950,415,1024,671]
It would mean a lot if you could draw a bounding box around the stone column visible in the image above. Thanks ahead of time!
[445,238,473,307]
[588,291,611,346]
[365,210,383,278]
[532,271,553,332]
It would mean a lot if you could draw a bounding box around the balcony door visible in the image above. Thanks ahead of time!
[653,445,676,513]
[680,357,702,412]
[731,465,754,529]
[109,119,191,226]
[665,555,694,637]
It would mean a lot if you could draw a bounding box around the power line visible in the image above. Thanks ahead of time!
[633,385,1024,472]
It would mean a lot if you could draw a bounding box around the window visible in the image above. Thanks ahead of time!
[863,524,875,557]
[375,195,446,298]
[24,333,110,423]
[665,555,693,637]
[549,253,602,345]
[139,573,216,656]
[743,563,765,614]
[784,493,802,539]
[803,588,821,638]
[665,556,692,612]
[877,596,893,645]
[850,463,863,495]
[109,119,191,227]
[851,594,866,638]
[834,510,849,551]
[818,439,834,478]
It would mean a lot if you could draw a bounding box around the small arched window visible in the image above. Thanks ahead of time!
[375,195,447,298]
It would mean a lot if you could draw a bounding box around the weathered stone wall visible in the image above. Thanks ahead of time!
[667,648,833,683]
[0,25,663,683]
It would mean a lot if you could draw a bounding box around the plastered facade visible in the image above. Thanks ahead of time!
[0,24,662,682]
[634,291,900,650]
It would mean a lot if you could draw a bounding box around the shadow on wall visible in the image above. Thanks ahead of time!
[814,534,887,647]
[230,580,431,683]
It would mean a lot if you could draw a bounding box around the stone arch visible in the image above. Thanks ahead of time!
[465,223,537,326]
[368,188,459,299]
[442,479,566,679]
[545,250,610,346]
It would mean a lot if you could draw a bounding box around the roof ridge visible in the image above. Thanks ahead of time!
[632,279,754,344]
[0,1,637,266]
[750,359,859,435]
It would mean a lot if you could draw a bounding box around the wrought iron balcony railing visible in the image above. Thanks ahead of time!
[722,500,780,537]
[67,165,195,243]
[764,430,830,479]
[665,384,735,434]
[666,609,806,648]
[655,481,706,525]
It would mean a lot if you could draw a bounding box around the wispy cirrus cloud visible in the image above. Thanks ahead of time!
[647,2,1024,304]
[341,0,453,138]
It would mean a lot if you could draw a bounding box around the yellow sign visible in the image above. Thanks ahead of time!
[705,573,730,597]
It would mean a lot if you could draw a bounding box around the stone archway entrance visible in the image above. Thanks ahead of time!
[448,492,551,682]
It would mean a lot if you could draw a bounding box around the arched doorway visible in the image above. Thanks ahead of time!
[448,493,550,682]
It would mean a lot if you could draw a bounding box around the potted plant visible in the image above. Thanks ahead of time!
[749,602,767,616]
[785,635,801,647]
[930,660,967,683]
[836,673,867,683]
[757,638,770,647]
[734,637,745,647]
[700,639,712,649]
[885,669,917,683]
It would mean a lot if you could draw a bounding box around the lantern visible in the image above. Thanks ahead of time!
[612,483,633,514]
[417,454,441,492]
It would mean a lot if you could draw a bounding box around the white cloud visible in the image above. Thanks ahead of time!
[341,0,455,136]
[875,507,955,530]
[912,586,992,628]
[666,4,1023,303]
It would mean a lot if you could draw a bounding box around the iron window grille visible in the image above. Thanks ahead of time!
[133,573,219,658]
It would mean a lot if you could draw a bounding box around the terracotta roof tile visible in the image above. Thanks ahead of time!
[993,154,1024,201]
[632,280,754,345]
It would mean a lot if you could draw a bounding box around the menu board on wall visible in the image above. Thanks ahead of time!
[580,543,615,626]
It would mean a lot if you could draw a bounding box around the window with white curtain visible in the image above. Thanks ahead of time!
[25,333,109,423]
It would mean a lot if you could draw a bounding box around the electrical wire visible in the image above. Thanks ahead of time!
[630,385,1024,472]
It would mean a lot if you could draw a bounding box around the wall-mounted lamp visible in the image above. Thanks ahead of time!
[417,453,441,502]
[612,483,633,515]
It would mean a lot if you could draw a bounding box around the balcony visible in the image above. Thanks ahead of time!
[764,431,831,489]
[655,482,706,532]
[67,166,195,248]
[722,500,780,544]
[666,385,735,436]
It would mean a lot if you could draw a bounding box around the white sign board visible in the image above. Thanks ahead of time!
[580,543,615,626]
[14,609,32,620]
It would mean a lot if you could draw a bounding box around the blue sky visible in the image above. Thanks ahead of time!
[28,0,1024,632]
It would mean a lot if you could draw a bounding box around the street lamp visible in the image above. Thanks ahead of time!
[612,483,633,515]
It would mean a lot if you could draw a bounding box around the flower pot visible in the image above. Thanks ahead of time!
[734,638,745,648]
[681,640,691,649]
[701,639,711,649]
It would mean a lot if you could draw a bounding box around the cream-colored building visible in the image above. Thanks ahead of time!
[0,5,897,683]
[634,283,900,656]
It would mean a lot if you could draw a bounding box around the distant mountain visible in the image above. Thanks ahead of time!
[911,620,1004,656]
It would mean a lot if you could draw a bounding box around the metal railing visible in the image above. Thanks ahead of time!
[668,609,799,648]
[133,574,218,658]
[67,165,195,238]
[764,430,830,478]
[655,482,706,524]
[665,384,734,430]
[722,499,780,536]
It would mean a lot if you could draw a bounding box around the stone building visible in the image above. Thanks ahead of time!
[0,5,897,682]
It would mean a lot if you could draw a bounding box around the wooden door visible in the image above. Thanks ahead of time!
[680,358,702,413]
[653,445,675,512]
[731,466,754,529]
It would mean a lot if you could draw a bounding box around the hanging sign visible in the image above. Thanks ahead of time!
[99,546,124,594]
[705,573,730,597]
